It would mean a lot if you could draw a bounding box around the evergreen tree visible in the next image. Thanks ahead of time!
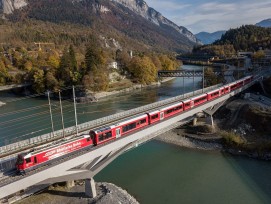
[58,45,80,87]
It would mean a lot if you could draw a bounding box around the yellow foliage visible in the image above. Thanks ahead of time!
[129,56,157,84]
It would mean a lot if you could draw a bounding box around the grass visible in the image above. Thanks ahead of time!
[220,130,245,146]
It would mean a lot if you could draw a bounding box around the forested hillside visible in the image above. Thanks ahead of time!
[7,0,196,53]
[193,25,271,57]
[215,25,271,51]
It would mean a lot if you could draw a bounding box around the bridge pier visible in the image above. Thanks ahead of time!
[85,178,97,198]
[192,118,197,126]
[205,115,214,127]
[66,180,75,189]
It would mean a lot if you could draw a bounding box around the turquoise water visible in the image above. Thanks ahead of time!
[95,141,271,204]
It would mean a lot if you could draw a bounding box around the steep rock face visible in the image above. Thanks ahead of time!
[1,0,27,14]
[112,0,198,43]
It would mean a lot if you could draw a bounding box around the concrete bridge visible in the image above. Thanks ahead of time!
[0,75,263,202]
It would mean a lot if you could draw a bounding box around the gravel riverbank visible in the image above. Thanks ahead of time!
[156,128,223,151]
[91,77,175,100]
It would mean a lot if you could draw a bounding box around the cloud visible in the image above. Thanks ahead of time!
[146,0,191,12]
[145,0,271,33]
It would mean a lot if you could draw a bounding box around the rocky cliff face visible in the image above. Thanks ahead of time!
[112,0,198,43]
[0,0,27,14]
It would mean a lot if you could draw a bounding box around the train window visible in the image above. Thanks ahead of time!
[194,97,206,104]
[99,134,104,141]
[166,108,173,115]
[16,156,24,165]
[105,131,112,139]
[211,92,219,97]
[34,157,37,163]
[140,119,146,124]
[151,114,159,120]
[122,122,136,133]
[185,103,190,107]
[25,158,31,163]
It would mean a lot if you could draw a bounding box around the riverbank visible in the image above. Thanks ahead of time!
[89,77,175,100]
[14,182,139,204]
[157,96,271,161]
[0,101,5,107]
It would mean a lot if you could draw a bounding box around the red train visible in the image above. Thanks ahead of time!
[16,75,253,173]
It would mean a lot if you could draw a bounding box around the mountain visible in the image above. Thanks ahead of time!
[112,0,198,43]
[256,18,271,28]
[0,0,199,52]
[195,31,226,44]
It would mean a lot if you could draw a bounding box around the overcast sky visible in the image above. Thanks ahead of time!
[145,0,271,34]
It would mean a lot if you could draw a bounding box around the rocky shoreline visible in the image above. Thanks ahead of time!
[157,128,271,161]
[15,182,139,204]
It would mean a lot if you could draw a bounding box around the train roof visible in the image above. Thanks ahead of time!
[182,99,192,103]
[207,88,220,94]
[160,102,183,111]
[148,110,160,115]
[116,114,148,126]
[190,93,207,100]
[92,125,115,134]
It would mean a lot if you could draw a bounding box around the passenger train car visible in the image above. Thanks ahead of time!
[16,75,253,173]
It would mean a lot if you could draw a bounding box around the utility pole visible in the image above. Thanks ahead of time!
[237,59,240,79]
[59,91,65,138]
[202,66,205,93]
[183,76,185,98]
[73,86,78,136]
[47,91,55,137]
[193,68,195,96]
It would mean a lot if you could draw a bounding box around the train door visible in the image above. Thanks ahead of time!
[160,112,164,120]
[34,156,37,164]
[116,128,121,138]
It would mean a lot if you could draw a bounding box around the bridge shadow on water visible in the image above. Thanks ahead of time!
[222,152,271,203]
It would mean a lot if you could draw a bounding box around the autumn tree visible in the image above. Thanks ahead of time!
[159,55,179,70]
[45,71,59,92]
[32,68,45,93]
[128,56,157,84]
[0,60,8,85]
[204,67,222,86]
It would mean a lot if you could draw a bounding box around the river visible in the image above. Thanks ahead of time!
[0,65,270,203]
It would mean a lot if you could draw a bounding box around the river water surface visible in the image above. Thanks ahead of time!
[1,65,270,203]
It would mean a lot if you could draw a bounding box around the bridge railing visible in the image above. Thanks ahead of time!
[0,84,223,157]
